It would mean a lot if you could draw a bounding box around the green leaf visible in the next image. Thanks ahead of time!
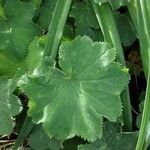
[31,0,42,9]
[70,1,99,29]
[25,37,43,73]
[94,0,127,10]
[0,77,22,135]
[0,52,25,76]
[20,36,129,141]
[0,0,39,59]
[75,24,103,42]
[37,0,56,31]
[78,122,138,150]
[29,124,61,150]
[114,12,136,47]
[0,0,5,6]
[70,1,103,42]
[62,25,74,42]
[0,37,43,77]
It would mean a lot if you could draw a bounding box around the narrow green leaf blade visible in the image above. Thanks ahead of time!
[0,3,4,17]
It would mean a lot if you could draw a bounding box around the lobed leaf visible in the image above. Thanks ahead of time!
[37,0,56,31]
[19,36,129,141]
[75,24,103,42]
[70,1,103,42]
[24,37,44,73]
[70,1,99,29]
[78,122,138,150]
[0,77,22,135]
[114,12,136,47]
[0,0,39,59]
[29,124,61,150]
[0,37,43,77]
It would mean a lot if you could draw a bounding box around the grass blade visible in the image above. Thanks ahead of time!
[44,0,73,59]
[91,1,132,131]
[135,0,150,78]
[136,71,150,150]
[134,0,150,149]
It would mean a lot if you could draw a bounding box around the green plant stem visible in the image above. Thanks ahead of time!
[44,0,72,59]
[134,0,150,149]
[92,2,124,64]
[92,1,132,131]
[135,0,150,78]
[127,0,138,33]
[13,1,73,149]
[136,71,150,150]
[0,3,4,17]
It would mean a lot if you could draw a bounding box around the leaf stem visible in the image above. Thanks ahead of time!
[91,1,132,131]
[13,1,73,149]
[136,71,150,150]
[127,0,138,33]
[44,0,72,59]
[134,0,150,149]
[134,0,150,78]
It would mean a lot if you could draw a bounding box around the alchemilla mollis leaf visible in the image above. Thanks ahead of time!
[37,0,56,31]
[78,122,138,150]
[19,36,129,141]
[0,77,22,135]
[0,0,39,59]
[29,124,61,150]
[70,1,99,29]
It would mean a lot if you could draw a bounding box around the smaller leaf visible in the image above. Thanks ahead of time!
[29,124,61,150]
[62,25,74,42]
[70,1,99,29]
[0,52,25,76]
[114,12,136,47]
[0,0,40,59]
[78,122,138,150]
[0,77,22,135]
[75,24,103,42]
[0,37,43,77]
[25,37,43,73]
[37,0,56,31]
